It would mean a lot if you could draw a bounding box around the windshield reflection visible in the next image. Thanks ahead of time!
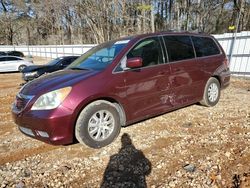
[67,39,130,71]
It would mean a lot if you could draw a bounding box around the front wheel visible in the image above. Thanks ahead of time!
[200,77,221,107]
[18,65,27,72]
[75,100,121,148]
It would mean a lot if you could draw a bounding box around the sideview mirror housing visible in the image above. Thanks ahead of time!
[126,57,143,69]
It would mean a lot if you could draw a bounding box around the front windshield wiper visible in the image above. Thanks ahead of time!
[68,67,91,71]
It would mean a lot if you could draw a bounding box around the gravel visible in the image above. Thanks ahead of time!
[0,74,250,187]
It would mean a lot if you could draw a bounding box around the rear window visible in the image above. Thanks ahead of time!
[191,36,220,57]
[164,35,195,62]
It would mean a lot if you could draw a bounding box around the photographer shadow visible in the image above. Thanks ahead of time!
[101,133,151,188]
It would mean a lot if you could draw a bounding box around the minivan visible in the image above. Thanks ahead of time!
[12,32,230,148]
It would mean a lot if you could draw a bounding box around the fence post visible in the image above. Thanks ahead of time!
[56,44,58,58]
[50,46,52,59]
[228,6,241,64]
[27,44,30,56]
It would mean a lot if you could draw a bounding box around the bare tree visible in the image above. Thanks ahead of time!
[0,0,249,45]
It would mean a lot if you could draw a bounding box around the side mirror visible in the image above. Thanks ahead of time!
[126,57,143,69]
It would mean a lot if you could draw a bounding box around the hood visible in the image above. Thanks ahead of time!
[22,65,47,73]
[20,69,100,96]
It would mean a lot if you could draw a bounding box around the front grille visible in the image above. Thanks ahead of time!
[14,93,33,112]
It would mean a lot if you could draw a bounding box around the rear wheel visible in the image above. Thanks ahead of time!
[200,77,220,107]
[18,65,27,72]
[75,100,121,148]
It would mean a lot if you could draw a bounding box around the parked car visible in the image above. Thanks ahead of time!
[12,32,230,148]
[7,51,24,57]
[0,51,7,56]
[22,56,79,81]
[0,56,33,72]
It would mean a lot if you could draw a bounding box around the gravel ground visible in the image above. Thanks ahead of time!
[0,64,249,187]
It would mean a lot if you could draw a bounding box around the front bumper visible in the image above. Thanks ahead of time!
[12,105,75,145]
[22,73,39,81]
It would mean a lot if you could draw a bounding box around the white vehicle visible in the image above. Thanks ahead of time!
[0,56,33,72]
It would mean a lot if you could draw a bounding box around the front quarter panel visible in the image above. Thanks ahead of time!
[66,71,128,128]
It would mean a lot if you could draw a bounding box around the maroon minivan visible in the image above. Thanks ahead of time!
[12,32,230,148]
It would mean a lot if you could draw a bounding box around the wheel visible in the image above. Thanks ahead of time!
[75,100,121,148]
[18,65,27,72]
[200,77,221,107]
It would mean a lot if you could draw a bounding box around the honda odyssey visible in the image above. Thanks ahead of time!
[12,32,230,148]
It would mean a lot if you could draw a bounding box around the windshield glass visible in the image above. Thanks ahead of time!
[67,39,130,71]
[47,58,63,66]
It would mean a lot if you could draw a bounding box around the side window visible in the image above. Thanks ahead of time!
[164,35,195,62]
[0,57,6,61]
[192,36,220,57]
[127,37,164,67]
[6,57,20,61]
[61,59,72,66]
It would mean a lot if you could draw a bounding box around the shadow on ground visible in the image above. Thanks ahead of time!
[101,133,151,188]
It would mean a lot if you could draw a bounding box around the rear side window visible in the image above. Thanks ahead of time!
[192,36,220,57]
[61,58,72,66]
[0,57,6,61]
[6,57,21,61]
[164,36,195,62]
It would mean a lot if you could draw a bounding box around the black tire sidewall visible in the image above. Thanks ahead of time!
[75,102,120,148]
[205,78,220,106]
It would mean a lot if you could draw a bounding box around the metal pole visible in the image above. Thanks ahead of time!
[229,6,241,64]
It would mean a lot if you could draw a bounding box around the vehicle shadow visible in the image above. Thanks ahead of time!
[0,71,20,74]
[100,133,151,188]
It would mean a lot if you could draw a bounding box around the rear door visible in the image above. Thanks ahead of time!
[163,35,201,106]
[191,36,223,88]
[0,57,7,72]
[4,57,21,71]
[119,37,172,122]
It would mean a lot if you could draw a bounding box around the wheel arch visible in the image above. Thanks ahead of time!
[211,75,221,87]
[18,64,27,71]
[73,97,126,132]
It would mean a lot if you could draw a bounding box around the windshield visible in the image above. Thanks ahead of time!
[67,39,130,71]
[47,58,63,66]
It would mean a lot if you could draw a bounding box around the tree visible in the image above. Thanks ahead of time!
[0,0,249,45]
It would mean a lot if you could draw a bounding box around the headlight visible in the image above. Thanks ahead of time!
[31,87,72,110]
[25,71,38,77]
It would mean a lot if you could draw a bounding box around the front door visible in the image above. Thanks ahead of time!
[122,37,172,122]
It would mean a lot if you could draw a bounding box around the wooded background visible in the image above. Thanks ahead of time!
[0,0,249,45]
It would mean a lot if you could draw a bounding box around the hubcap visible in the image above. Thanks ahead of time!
[208,83,219,102]
[88,110,115,141]
[19,66,25,71]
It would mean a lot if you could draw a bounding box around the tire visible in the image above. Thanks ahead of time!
[200,77,221,107]
[18,65,27,72]
[75,100,121,148]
